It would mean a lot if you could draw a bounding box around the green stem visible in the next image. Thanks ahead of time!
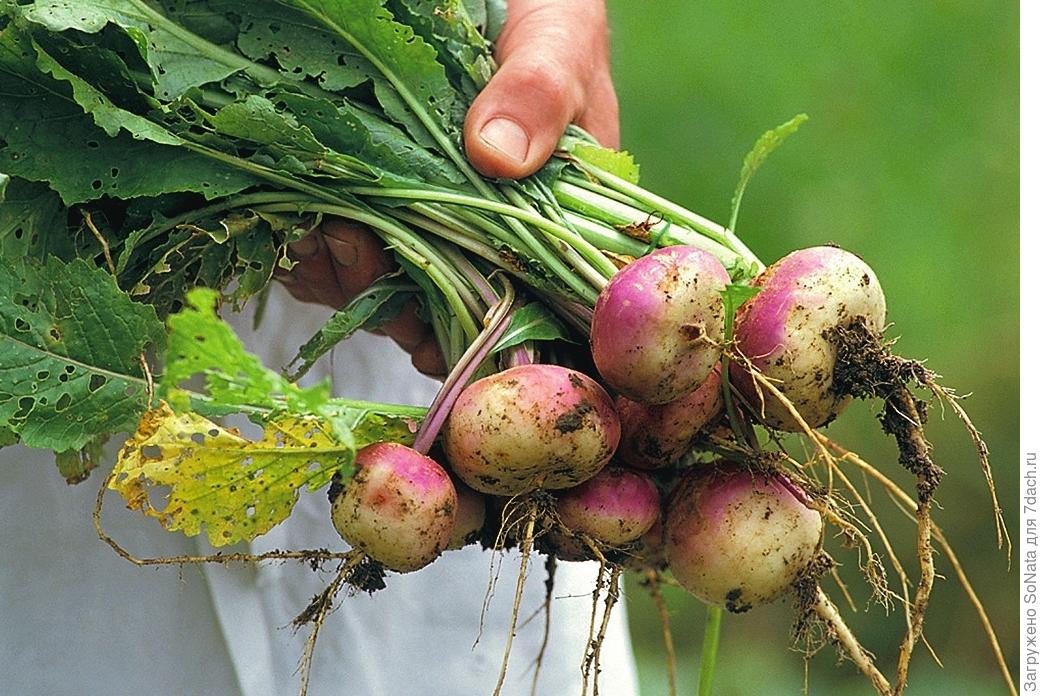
[574,162,764,277]
[554,179,745,271]
[251,202,481,340]
[559,212,650,257]
[698,606,723,696]
[501,185,610,290]
[349,186,602,303]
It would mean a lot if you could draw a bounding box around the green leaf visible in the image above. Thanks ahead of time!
[231,219,279,302]
[29,36,181,145]
[0,27,263,204]
[0,425,18,447]
[279,0,464,136]
[569,141,640,184]
[483,0,507,40]
[226,1,372,91]
[273,91,465,186]
[729,113,809,233]
[161,287,330,417]
[0,178,77,261]
[390,0,494,96]
[55,434,107,484]
[286,278,416,381]
[14,0,246,99]
[0,257,163,451]
[492,302,571,352]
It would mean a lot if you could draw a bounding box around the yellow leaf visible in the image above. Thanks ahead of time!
[111,402,351,546]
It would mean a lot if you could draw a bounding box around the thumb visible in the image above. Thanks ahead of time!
[463,0,614,179]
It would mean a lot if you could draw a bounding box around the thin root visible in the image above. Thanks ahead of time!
[812,587,892,695]
[493,504,539,696]
[644,570,677,696]
[293,554,363,696]
[526,555,556,696]
[926,379,1010,560]
[819,434,1017,696]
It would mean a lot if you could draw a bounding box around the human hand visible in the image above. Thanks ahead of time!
[278,0,618,374]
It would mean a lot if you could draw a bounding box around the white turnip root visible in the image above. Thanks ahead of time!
[731,246,886,431]
[615,367,723,469]
[555,466,661,547]
[330,442,457,573]
[443,364,620,495]
[665,465,823,613]
[591,246,730,404]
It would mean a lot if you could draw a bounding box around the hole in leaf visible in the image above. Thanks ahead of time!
[141,445,162,459]
[55,392,72,412]
[14,317,29,332]
[91,180,103,190]
[88,374,107,393]
[191,433,205,445]
[14,397,34,419]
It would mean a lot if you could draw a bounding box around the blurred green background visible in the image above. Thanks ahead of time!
[604,1,1019,694]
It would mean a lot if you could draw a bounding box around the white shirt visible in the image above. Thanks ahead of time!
[0,284,639,696]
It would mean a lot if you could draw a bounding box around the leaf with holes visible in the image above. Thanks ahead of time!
[280,0,465,137]
[13,0,247,100]
[112,398,424,545]
[111,402,352,545]
[0,257,163,451]
[161,287,331,418]
[0,26,262,204]
[0,178,79,261]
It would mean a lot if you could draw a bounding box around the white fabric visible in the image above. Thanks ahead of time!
[0,284,639,696]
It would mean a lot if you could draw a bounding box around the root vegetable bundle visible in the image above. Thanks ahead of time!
[0,2,1012,695]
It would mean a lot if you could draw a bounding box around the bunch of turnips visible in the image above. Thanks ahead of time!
[0,2,1006,694]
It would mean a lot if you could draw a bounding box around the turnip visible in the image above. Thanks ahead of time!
[445,477,487,550]
[442,364,620,496]
[731,246,886,431]
[330,442,457,573]
[591,246,730,404]
[615,367,723,469]
[665,465,823,612]
[627,517,668,572]
[546,466,660,562]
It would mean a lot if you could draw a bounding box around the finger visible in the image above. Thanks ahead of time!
[322,218,395,299]
[286,234,347,307]
[274,272,320,305]
[377,299,430,351]
[576,72,620,148]
[463,0,611,178]
[410,335,448,378]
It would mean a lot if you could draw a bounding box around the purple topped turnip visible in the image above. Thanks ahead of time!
[591,246,730,405]
[732,246,886,431]
[443,364,621,495]
[665,465,822,612]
